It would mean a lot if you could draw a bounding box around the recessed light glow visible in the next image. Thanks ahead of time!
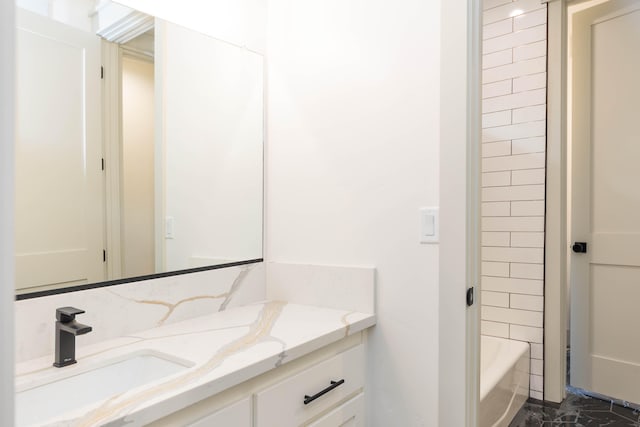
[510,9,524,17]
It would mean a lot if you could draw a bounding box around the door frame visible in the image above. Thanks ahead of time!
[545,0,569,404]
[0,0,16,425]
[103,39,124,281]
[439,0,482,425]
[102,19,157,281]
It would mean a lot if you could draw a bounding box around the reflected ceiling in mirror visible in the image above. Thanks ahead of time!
[14,2,263,297]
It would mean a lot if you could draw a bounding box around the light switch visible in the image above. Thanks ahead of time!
[422,213,435,236]
[165,217,175,239]
[420,207,439,243]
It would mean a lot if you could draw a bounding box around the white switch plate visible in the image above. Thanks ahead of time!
[165,217,175,239]
[420,207,439,244]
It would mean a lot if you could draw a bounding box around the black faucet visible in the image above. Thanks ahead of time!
[53,307,92,368]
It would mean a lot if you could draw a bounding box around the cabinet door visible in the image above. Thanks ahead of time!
[308,394,365,427]
[186,397,251,427]
[255,345,365,427]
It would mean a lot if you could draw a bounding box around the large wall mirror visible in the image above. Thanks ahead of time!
[15,0,264,297]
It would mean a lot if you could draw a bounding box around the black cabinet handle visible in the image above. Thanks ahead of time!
[303,379,345,405]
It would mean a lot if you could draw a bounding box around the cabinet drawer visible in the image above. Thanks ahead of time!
[186,397,251,427]
[255,345,365,427]
[308,393,365,427]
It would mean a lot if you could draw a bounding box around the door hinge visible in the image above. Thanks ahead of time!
[101,66,104,79]
[101,158,105,171]
[103,250,106,262]
[466,287,475,307]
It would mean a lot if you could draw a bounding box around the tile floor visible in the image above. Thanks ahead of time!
[510,388,640,426]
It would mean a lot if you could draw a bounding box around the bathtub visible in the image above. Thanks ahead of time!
[480,336,530,427]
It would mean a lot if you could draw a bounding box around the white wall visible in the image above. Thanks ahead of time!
[16,0,94,32]
[122,56,155,277]
[266,1,442,424]
[0,0,15,424]
[480,0,548,400]
[160,21,264,270]
[113,0,267,54]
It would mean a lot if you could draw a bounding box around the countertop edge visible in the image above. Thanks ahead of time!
[113,313,376,426]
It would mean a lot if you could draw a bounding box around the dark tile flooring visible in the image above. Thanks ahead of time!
[510,388,640,426]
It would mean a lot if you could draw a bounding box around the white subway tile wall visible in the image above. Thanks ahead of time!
[482,140,512,158]
[482,291,510,307]
[482,320,510,338]
[483,80,513,98]
[513,73,547,92]
[481,0,547,398]
[531,391,544,400]
[512,136,545,154]
[483,261,510,277]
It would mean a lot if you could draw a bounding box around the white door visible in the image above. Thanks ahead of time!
[570,0,640,404]
[15,10,105,293]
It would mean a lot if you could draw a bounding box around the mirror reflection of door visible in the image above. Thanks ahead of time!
[569,0,640,405]
[15,10,105,293]
[120,33,156,278]
[15,3,265,297]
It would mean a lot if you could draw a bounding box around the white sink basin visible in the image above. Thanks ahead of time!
[16,351,193,426]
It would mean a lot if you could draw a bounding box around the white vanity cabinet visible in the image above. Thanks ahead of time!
[308,394,365,427]
[151,338,366,427]
[185,397,251,427]
[254,345,364,427]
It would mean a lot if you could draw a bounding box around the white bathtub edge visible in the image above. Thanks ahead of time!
[480,335,531,427]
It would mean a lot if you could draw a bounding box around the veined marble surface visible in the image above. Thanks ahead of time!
[15,263,265,363]
[266,262,375,314]
[15,301,376,427]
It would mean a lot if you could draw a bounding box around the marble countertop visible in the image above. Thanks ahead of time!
[15,301,376,427]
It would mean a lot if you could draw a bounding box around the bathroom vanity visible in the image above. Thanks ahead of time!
[16,300,375,426]
[15,262,376,426]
